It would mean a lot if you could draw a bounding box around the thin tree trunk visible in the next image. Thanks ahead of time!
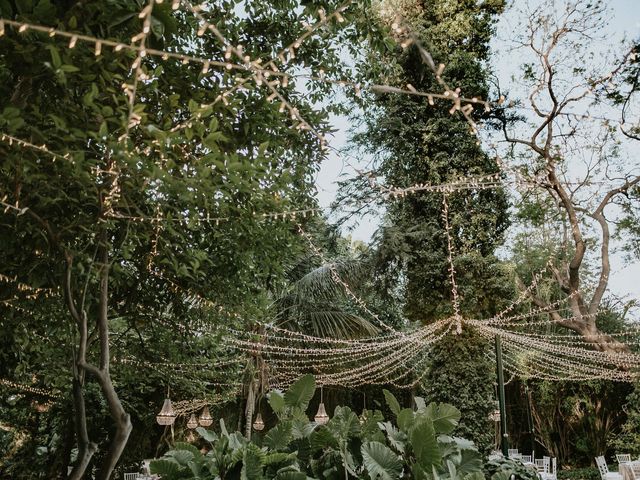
[93,240,132,480]
[68,378,97,480]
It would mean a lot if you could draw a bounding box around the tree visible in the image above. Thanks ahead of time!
[0,0,350,476]
[338,0,510,450]
[494,0,640,352]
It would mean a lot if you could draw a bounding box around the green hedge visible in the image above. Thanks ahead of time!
[558,467,603,480]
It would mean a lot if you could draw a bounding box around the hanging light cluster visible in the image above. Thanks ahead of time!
[156,397,176,426]
[252,412,265,431]
[186,414,198,429]
[156,388,214,429]
[199,406,213,427]
[314,386,330,425]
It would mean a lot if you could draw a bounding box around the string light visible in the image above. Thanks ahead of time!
[441,194,462,333]
[0,0,638,402]
[0,378,61,398]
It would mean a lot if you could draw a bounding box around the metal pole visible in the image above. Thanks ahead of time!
[525,383,535,456]
[495,335,509,457]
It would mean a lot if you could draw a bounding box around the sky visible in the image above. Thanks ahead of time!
[314,0,640,303]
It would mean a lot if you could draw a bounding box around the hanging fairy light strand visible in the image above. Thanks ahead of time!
[441,194,462,333]
[1,0,639,396]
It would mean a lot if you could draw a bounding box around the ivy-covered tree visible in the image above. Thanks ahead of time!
[339,0,510,451]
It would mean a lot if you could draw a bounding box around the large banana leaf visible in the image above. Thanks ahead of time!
[264,421,294,450]
[424,403,461,435]
[241,443,265,480]
[361,441,403,480]
[284,374,316,410]
[410,420,441,470]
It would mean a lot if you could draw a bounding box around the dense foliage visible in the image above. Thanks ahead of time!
[151,375,487,480]
[483,457,539,480]
[0,0,359,476]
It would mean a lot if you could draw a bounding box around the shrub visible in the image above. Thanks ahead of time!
[558,467,603,480]
[483,457,540,480]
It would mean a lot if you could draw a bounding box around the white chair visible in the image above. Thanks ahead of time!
[509,449,520,457]
[124,474,139,480]
[522,455,533,464]
[596,456,623,480]
[541,458,557,480]
[536,458,549,474]
[630,462,640,480]
[618,455,632,463]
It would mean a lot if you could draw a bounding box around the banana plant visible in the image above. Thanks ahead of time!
[150,376,318,480]
[149,376,487,480]
[369,389,485,480]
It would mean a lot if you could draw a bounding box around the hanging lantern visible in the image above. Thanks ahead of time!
[252,412,265,431]
[315,385,330,425]
[156,398,176,426]
[199,406,213,427]
[314,402,330,425]
[187,413,198,429]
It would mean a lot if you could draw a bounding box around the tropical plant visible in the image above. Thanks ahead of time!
[483,457,539,480]
[151,376,487,480]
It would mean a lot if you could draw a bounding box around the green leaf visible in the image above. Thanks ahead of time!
[291,410,315,439]
[150,459,184,478]
[380,421,406,453]
[48,46,61,69]
[241,443,264,480]
[397,408,414,432]
[309,426,338,451]
[275,472,306,480]
[168,448,194,465]
[383,389,401,417]
[456,449,483,477]
[196,426,218,443]
[59,65,80,73]
[424,403,461,434]
[15,0,32,14]
[410,420,440,470]
[284,374,315,410]
[268,391,286,416]
[264,451,295,466]
[173,442,203,461]
[327,406,360,441]
[361,441,403,480]
[447,459,457,480]
[264,421,293,450]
